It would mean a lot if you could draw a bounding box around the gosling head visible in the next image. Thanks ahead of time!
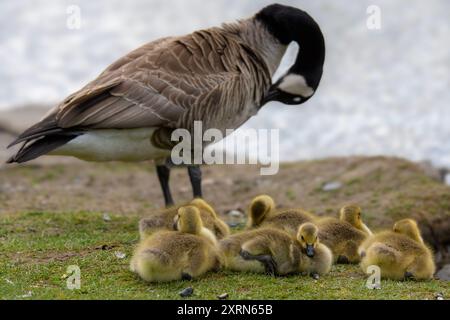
[173,206,203,235]
[190,198,218,217]
[297,222,319,258]
[339,204,372,236]
[393,218,424,244]
[248,194,275,227]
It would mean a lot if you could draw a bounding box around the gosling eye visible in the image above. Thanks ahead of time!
[301,236,305,241]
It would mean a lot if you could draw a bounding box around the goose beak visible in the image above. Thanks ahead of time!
[306,244,315,257]
[261,87,280,105]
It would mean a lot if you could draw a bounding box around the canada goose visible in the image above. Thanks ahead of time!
[130,205,223,282]
[220,222,332,277]
[6,4,325,207]
[246,194,316,236]
[359,219,435,280]
[316,205,372,264]
[139,198,230,240]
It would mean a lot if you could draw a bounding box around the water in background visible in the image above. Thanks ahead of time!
[0,0,449,166]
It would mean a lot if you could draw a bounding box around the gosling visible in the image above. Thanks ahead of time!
[130,206,223,282]
[316,205,372,264]
[139,198,230,240]
[219,227,289,274]
[359,218,435,280]
[220,223,332,278]
[246,194,316,236]
[294,222,333,278]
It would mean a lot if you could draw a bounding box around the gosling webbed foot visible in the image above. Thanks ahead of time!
[181,272,193,281]
[262,256,277,276]
[311,272,320,280]
[239,250,277,276]
[239,249,252,260]
[404,271,415,281]
[336,255,350,264]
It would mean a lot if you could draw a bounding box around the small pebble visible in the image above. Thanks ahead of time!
[19,291,32,298]
[217,293,229,300]
[114,251,126,259]
[322,181,342,192]
[225,209,245,227]
[103,213,111,222]
[435,292,444,300]
[445,173,450,186]
[179,287,194,298]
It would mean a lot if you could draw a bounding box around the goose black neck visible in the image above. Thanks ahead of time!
[256,4,325,88]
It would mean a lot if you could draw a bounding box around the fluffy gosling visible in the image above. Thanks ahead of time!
[130,206,223,282]
[246,194,315,236]
[220,223,332,278]
[359,218,435,280]
[139,198,230,240]
[316,205,372,264]
[219,227,289,274]
[295,222,333,278]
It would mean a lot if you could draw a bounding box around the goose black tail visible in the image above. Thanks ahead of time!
[6,134,78,164]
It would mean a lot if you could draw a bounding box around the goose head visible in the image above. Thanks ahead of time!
[256,4,325,105]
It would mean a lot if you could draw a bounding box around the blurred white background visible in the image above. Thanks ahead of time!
[0,0,449,166]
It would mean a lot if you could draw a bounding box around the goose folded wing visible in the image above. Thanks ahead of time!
[8,32,241,147]
[55,74,192,129]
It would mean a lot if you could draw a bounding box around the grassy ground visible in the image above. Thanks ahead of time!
[0,211,448,300]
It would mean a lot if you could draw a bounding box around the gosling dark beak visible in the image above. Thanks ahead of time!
[172,222,178,231]
[306,244,315,257]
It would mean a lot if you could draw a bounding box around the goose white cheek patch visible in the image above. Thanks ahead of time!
[278,74,314,97]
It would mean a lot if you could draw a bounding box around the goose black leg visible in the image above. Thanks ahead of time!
[187,165,202,199]
[156,164,174,207]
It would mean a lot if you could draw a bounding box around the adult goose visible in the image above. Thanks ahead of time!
[7,4,325,207]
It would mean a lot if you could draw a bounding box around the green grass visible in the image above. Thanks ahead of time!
[0,212,448,300]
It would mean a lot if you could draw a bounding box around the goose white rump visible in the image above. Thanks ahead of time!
[50,128,170,162]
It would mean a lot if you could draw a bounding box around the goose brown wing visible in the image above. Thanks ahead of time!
[9,29,255,148]
[55,30,240,130]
